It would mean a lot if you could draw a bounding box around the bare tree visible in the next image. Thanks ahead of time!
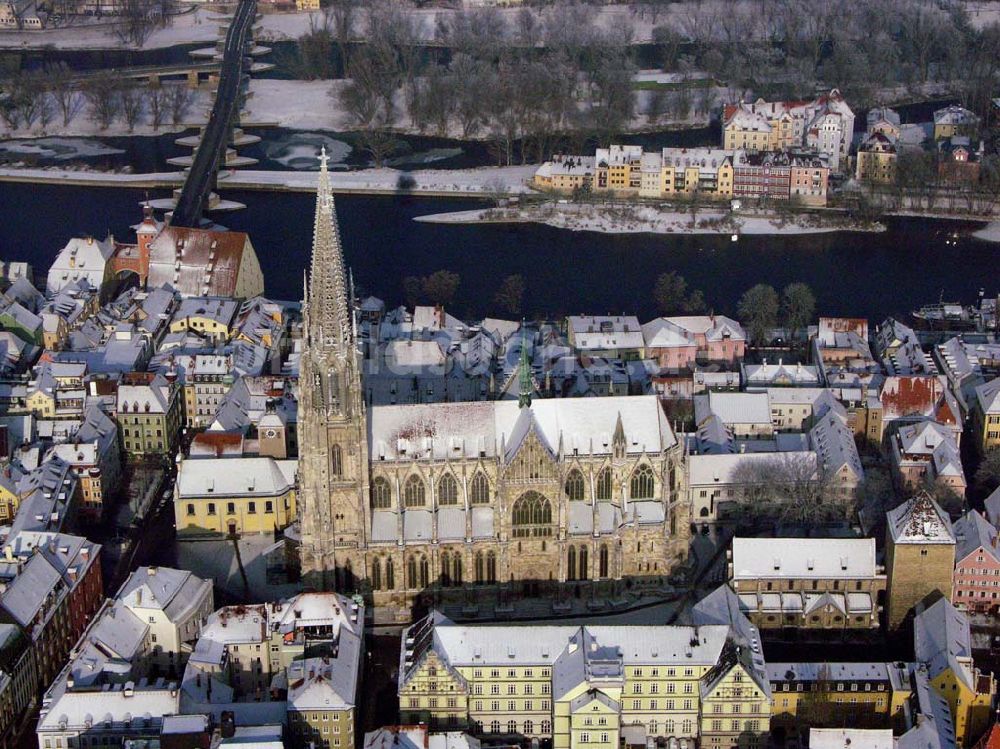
[113,0,163,47]
[47,64,85,128]
[514,7,540,48]
[119,84,145,132]
[146,84,168,130]
[167,83,194,125]
[731,454,845,526]
[84,73,122,131]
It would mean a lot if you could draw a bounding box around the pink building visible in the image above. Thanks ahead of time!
[953,510,1000,614]
[641,315,747,368]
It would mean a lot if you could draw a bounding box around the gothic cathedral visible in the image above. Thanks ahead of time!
[299,152,689,623]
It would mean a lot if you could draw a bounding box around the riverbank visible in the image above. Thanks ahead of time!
[0,164,535,196]
[415,203,886,237]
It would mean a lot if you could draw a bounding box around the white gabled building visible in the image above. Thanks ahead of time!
[116,566,215,669]
[46,237,115,299]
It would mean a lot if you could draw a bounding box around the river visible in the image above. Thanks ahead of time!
[1,181,996,321]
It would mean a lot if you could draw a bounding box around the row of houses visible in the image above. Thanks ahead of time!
[534,145,832,206]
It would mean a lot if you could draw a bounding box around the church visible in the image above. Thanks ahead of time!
[298,151,689,623]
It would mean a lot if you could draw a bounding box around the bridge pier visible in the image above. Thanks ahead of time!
[188,70,201,89]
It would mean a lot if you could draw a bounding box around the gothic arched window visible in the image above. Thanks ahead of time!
[599,544,609,578]
[630,464,655,500]
[419,555,429,589]
[567,545,577,581]
[470,472,490,505]
[403,475,426,508]
[371,557,382,591]
[386,558,395,590]
[579,546,588,580]
[486,551,497,584]
[371,477,392,509]
[511,492,552,538]
[441,552,451,587]
[331,444,343,478]
[565,469,585,501]
[438,473,459,506]
[475,552,484,584]
[453,554,463,585]
[596,468,612,501]
[407,556,418,589]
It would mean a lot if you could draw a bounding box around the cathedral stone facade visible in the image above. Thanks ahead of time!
[299,152,689,622]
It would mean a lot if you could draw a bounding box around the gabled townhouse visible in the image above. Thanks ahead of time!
[566,316,644,361]
[10,456,81,535]
[115,566,214,671]
[115,372,183,459]
[168,296,240,344]
[45,405,122,519]
[952,510,1000,614]
[971,377,1000,456]
[875,318,938,376]
[45,236,115,299]
[642,315,747,369]
[935,338,1000,414]
[0,530,102,692]
[892,421,966,496]
[913,598,994,747]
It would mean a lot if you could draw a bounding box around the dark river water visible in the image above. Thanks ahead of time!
[0,181,996,321]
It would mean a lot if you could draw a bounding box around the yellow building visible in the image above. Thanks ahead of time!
[0,474,18,524]
[287,656,358,749]
[168,297,238,344]
[398,615,771,748]
[885,493,956,630]
[856,133,898,184]
[175,456,298,536]
[914,598,995,747]
[933,105,980,141]
[699,645,770,749]
[533,156,596,193]
[767,662,911,740]
[25,386,55,418]
[972,379,1000,456]
[594,145,643,194]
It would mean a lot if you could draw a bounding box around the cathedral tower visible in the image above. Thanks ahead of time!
[298,148,370,592]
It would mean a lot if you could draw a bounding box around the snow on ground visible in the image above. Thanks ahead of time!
[0,89,211,140]
[972,221,1000,242]
[0,163,537,195]
[245,78,719,141]
[416,203,883,236]
[244,79,348,130]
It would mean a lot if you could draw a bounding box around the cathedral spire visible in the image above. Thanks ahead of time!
[309,147,353,357]
[518,326,533,408]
